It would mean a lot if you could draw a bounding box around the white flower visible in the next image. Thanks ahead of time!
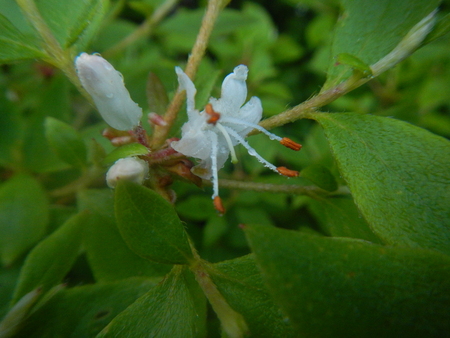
[75,53,142,131]
[106,157,149,188]
[171,65,301,212]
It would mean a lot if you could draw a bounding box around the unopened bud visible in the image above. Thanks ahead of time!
[106,157,149,188]
[75,53,143,131]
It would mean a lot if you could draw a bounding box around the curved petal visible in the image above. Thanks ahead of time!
[219,65,248,114]
[175,67,198,119]
[224,96,263,137]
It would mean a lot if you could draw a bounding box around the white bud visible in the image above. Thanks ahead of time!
[106,157,149,188]
[75,53,143,131]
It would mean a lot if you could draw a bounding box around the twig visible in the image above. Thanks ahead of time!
[151,0,229,148]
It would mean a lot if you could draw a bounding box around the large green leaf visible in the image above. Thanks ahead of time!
[245,224,450,338]
[0,174,49,266]
[209,255,296,337]
[97,267,206,338]
[79,189,171,282]
[15,278,158,337]
[11,212,87,304]
[114,181,193,265]
[313,113,450,255]
[325,0,440,88]
[0,13,43,63]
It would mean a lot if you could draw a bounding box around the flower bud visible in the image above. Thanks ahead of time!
[106,157,149,188]
[75,53,143,131]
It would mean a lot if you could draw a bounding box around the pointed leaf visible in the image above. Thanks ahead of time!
[0,174,48,266]
[97,267,206,338]
[12,212,87,304]
[314,113,450,255]
[245,224,450,337]
[115,180,193,264]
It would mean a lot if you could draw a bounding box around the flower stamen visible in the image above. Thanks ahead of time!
[223,126,279,173]
[277,166,299,177]
[280,137,302,151]
[205,103,221,125]
[213,196,225,214]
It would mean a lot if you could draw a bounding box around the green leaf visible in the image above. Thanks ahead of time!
[97,267,206,338]
[325,0,440,87]
[11,212,86,304]
[15,278,158,337]
[308,196,382,243]
[79,189,171,282]
[114,180,193,264]
[245,224,450,337]
[36,0,106,48]
[0,174,49,266]
[300,164,338,192]
[209,255,296,338]
[45,117,88,168]
[103,143,149,165]
[0,13,43,63]
[313,113,450,255]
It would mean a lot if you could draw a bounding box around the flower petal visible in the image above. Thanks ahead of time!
[75,53,142,131]
[175,67,198,119]
[218,65,248,114]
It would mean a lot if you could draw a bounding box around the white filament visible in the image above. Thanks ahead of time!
[223,126,279,173]
[220,116,282,141]
[215,123,238,164]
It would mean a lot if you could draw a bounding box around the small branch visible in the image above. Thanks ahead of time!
[103,0,179,58]
[151,0,228,148]
[254,72,366,133]
[214,178,350,198]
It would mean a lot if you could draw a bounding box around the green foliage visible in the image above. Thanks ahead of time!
[244,224,450,337]
[115,180,193,264]
[1,0,450,336]
[313,113,450,255]
[325,0,441,88]
[11,211,86,303]
[0,174,48,266]
[45,117,88,168]
[97,266,206,338]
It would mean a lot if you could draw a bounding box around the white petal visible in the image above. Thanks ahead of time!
[175,67,198,119]
[219,65,248,114]
[171,125,212,161]
[75,53,142,131]
[222,96,262,136]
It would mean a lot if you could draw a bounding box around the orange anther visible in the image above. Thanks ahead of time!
[280,137,302,151]
[213,196,226,214]
[277,166,299,177]
[205,103,221,125]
